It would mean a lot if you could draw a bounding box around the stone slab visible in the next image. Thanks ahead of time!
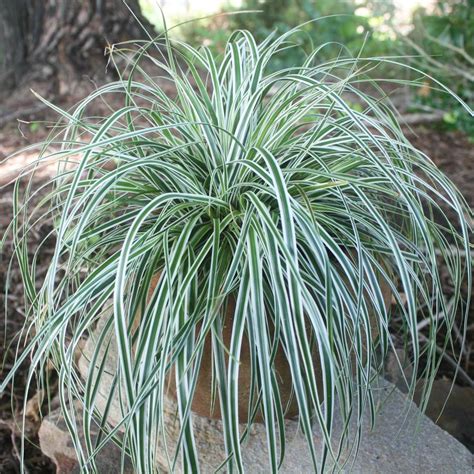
[38,315,473,473]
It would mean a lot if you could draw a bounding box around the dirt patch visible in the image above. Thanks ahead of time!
[405,126,474,383]
[0,180,57,472]
[406,127,474,209]
[1,175,57,472]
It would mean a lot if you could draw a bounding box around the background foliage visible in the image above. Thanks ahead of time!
[182,0,397,67]
[175,0,474,137]
[405,0,474,137]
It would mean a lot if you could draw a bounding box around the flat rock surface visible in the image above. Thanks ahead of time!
[39,403,134,474]
[39,379,473,473]
[227,378,474,473]
[318,380,473,473]
[38,317,473,472]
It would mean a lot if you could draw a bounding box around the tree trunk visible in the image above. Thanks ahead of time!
[0,0,154,93]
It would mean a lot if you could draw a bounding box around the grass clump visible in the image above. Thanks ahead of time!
[2,26,472,473]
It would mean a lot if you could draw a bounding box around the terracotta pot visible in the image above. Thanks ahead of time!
[143,272,392,422]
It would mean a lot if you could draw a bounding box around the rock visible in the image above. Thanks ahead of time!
[151,378,474,473]
[384,348,414,393]
[334,380,473,474]
[39,401,134,474]
[415,378,474,453]
[39,414,78,474]
[39,316,473,473]
[385,349,474,452]
[39,379,474,473]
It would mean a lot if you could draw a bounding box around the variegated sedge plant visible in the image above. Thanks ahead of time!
[2,26,472,473]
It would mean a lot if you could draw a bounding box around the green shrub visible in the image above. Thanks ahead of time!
[2,27,472,472]
[182,0,398,71]
[404,0,474,137]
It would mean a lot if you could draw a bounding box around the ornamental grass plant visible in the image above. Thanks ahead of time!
[1,25,472,473]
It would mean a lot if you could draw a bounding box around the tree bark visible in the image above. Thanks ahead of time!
[0,0,154,93]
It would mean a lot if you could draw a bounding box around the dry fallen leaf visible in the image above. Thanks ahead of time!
[25,389,44,423]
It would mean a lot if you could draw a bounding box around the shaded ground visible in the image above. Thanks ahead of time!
[405,127,474,384]
[0,94,71,473]
[0,87,473,471]
[0,183,56,472]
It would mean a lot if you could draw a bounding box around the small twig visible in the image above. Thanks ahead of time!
[0,103,48,128]
[400,111,446,125]
[400,33,474,82]
[416,246,471,259]
[418,333,474,388]
[416,297,455,332]
[452,320,470,359]
[464,344,472,372]
[422,29,474,67]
